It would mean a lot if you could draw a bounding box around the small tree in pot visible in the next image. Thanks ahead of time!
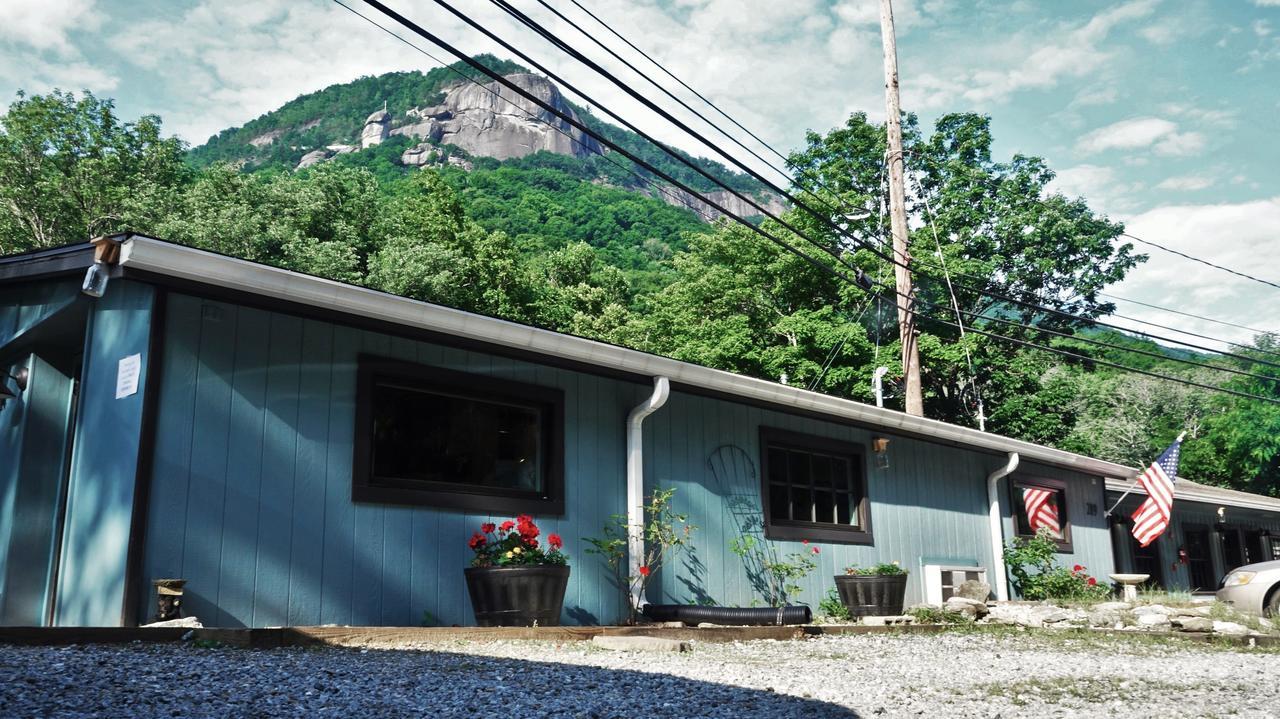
[465,515,569,626]
[835,562,909,617]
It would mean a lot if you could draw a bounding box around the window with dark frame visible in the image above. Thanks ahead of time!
[353,356,564,515]
[759,428,872,544]
[1011,477,1072,551]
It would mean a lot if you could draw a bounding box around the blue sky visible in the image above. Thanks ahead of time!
[1,0,1277,345]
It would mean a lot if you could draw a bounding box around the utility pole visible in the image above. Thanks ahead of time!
[879,0,923,416]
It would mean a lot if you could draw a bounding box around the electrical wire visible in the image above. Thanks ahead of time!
[346,0,1280,407]
[492,0,1280,374]
[1122,232,1280,292]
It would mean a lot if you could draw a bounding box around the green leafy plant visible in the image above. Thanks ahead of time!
[468,515,567,567]
[730,537,821,606]
[844,562,907,576]
[818,587,852,621]
[1003,530,1109,601]
[906,606,972,624]
[584,487,695,624]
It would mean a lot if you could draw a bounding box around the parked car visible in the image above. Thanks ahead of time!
[1217,559,1280,616]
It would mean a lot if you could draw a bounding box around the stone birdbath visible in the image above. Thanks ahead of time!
[1108,573,1150,601]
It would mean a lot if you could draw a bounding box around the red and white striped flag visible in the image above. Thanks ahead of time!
[1131,436,1184,548]
[1023,486,1061,538]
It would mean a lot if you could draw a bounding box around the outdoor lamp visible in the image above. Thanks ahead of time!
[872,436,890,470]
[0,366,28,409]
[81,261,109,298]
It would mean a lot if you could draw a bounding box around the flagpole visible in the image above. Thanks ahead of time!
[1104,432,1185,516]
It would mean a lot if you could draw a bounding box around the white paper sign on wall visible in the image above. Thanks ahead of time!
[116,354,141,399]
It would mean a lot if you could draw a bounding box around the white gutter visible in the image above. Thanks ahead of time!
[987,452,1019,601]
[115,236,1137,479]
[626,376,669,611]
[872,366,889,408]
[1104,478,1280,514]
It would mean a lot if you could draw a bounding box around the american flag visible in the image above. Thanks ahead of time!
[1023,486,1061,538]
[1131,437,1183,548]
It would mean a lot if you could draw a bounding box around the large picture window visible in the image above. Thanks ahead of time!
[759,428,872,544]
[1011,477,1072,551]
[353,357,564,514]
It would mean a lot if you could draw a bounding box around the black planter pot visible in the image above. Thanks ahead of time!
[464,565,570,626]
[834,574,908,617]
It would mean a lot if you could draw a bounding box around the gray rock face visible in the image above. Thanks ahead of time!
[361,110,390,149]
[656,186,788,222]
[424,73,601,161]
[296,149,331,170]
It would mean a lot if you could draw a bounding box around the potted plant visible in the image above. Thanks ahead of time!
[835,562,909,617]
[464,515,569,626]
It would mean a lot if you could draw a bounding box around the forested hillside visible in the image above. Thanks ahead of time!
[1,61,1276,495]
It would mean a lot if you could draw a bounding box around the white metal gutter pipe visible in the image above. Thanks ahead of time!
[872,367,889,408]
[987,452,1019,601]
[626,376,669,611]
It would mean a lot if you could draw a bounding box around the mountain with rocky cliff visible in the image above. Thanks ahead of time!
[189,57,783,221]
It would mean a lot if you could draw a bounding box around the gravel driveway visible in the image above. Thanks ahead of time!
[2,629,1276,718]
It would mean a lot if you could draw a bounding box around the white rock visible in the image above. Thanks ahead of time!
[1093,601,1132,612]
[592,636,690,653]
[1133,604,1172,616]
[944,597,989,618]
[1212,621,1252,636]
[1137,614,1171,627]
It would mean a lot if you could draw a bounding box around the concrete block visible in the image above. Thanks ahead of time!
[592,635,691,653]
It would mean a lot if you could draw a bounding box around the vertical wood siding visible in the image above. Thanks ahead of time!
[141,293,1116,626]
[54,281,154,626]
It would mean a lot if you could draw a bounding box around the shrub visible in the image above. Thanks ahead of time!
[906,606,972,624]
[1003,530,1109,601]
[818,587,852,621]
[844,562,907,576]
[584,487,695,624]
[729,536,821,606]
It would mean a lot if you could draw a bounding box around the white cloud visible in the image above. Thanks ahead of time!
[0,0,100,53]
[1046,164,1142,215]
[1254,0,1280,6]
[911,0,1158,108]
[1108,197,1280,347]
[1076,117,1206,157]
[1071,85,1120,108]
[1154,175,1213,191]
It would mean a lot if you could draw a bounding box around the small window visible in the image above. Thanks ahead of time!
[1012,477,1072,551]
[759,428,871,544]
[1269,536,1280,562]
[353,356,564,514]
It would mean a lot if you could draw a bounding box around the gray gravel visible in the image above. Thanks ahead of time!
[2,630,1277,718]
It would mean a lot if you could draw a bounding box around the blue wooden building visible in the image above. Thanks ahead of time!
[1,234,1275,627]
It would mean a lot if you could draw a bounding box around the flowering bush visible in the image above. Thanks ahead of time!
[468,515,568,568]
[1003,530,1109,601]
[844,561,906,576]
[584,487,695,623]
[729,536,821,606]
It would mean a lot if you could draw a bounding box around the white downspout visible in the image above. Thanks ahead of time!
[987,452,1020,601]
[627,376,669,612]
[872,366,889,408]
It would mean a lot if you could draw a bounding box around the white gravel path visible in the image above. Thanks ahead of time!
[2,630,1276,718]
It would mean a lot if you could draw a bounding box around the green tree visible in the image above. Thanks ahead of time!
[0,90,188,253]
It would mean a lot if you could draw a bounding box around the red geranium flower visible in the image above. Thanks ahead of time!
[481,522,496,534]
[525,537,539,548]
[811,546,821,555]
[1087,577,1097,586]
[638,566,651,577]
[802,539,809,545]
[499,520,515,533]
[467,532,487,550]
[548,533,563,550]
[517,515,539,539]
[1073,564,1084,572]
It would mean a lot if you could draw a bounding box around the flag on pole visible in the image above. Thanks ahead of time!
[1022,487,1061,538]
[1131,436,1184,547]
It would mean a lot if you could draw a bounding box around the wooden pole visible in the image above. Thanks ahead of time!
[879,0,923,416]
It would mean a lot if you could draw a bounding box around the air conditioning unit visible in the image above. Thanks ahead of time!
[923,564,988,605]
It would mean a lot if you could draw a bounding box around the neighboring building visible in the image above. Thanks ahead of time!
[0,234,1274,627]
[1107,478,1280,593]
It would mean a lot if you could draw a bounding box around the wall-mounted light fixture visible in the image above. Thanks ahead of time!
[82,234,126,298]
[0,366,29,410]
[1217,506,1227,523]
[871,436,890,470]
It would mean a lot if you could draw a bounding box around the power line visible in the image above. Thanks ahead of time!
[1123,232,1280,292]
[1102,291,1278,337]
[510,0,1280,374]
[347,0,1280,407]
